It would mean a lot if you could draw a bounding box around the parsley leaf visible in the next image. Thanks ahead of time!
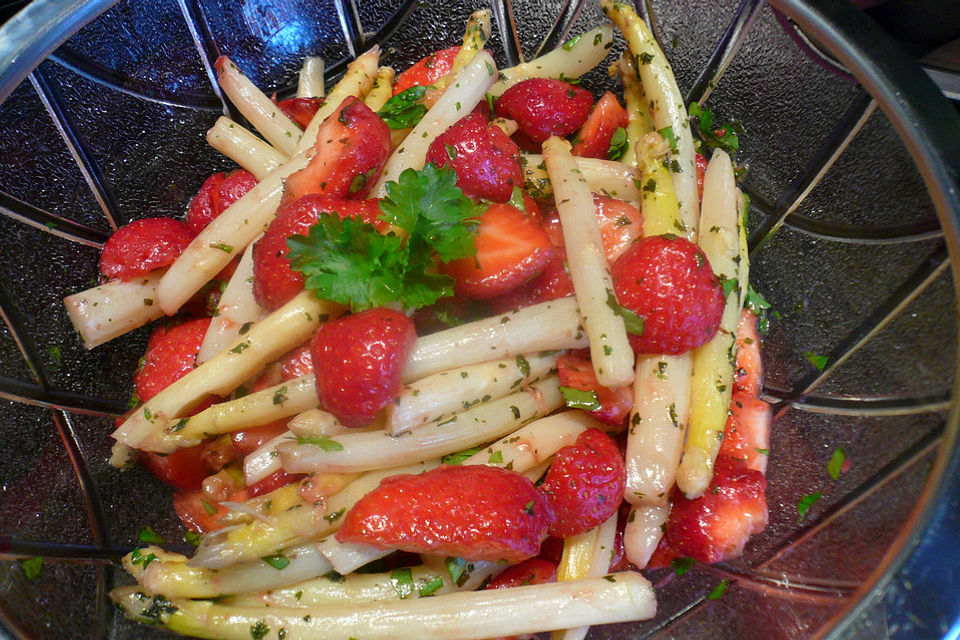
[295,435,344,451]
[262,553,290,571]
[442,447,482,465]
[707,578,729,600]
[19,557,42,580]
[607,127,628,160]
[797,491,822,523]
[138,526,164,545]
[671,557,695,576]
[418,575,444,597]
[377,86,428,129]
[287,165,478,312]
[744,285,773,333]
[804,351,828,371]
[605,291,645,336]
[559,386,601,411]
[391,567,415,599]
[689,103,742,155]
[827,448,846,480]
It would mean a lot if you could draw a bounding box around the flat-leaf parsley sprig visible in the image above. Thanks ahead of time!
[286,164,481,312]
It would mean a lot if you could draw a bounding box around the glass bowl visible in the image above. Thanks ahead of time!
[0,0,957,638]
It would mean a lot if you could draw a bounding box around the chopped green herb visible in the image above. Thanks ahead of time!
[707,578,729,600]
[130,547,158,568]
[230,341,250,354]
[797,492,822,522]
[209,242,233,253]
[184,530,203,546]
[720,277,738,299]
[827,448,846,480]
[296,435,344,451]
[418,575,444,597]
[391,567,415,599]
[605,291,644,336]
[377,86,428,129]
[745,285,773,332]
[488,450,504,464]
[607,127,628,160]
[262,553,290,571]
[201,500,217,515]
[508,186,527,212]
[47,346,61,370]
[689,103,742,155]
[637,52,655,64]
[559,386,601,411]
[442,447,482,465]
[250,621,270,639]
[324,508,346,523]
[524,500,535,515]
[671,557,695,576]
[287,165,479,312]
[561,33,582,50]
[510,405,521,419]
[272,385,288,405]
[754,447,769,456]
[445,557,469,585]
[804,351,828,371]
[515,354,531,377]
[138,526,164,545]
[19,557,42,580]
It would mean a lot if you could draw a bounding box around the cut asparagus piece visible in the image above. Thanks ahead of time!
[206,117,286,180]
[362,66,396,111]
[297,56,325,98]
[617,54,655,169]
[423,10,491,106]
[112,292,338,452]
[217,56,301,156]
[403,298,587,382]
[387,351,559,434]
[543,136,635,387]
[280,377,562,474]
[623,504,670,569]
[112,572,657,640]
[491,26,615,97]
[64,271,165,349]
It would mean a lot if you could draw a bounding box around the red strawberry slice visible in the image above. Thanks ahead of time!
[336,465,553,563]
[279,342,314,380]
[311,308,417,428]
[141,443,213,491]
[539,428,625,538]
[275,96,324,129]
[393,46,461,95]
[246,469,304,498]
[283,97,391,202]
[719,392,772,475]
[134,317,212,403]
[252,194,383,311]
[486,557,558,589]
[734,309,763,397]
[489,249,574,313]
[612,234,725,355]
[231,420,291,458]
[696,152,708,201]
[173,487,244,534]
[664,456,768,564]
[99,218,194,281]
[556,352,633,426]
[440,202,554,300]
[425,111,523,202]
[494,78,594,145]
[187,170,258,235]
[572,91,629,159]
[542,195,642,264]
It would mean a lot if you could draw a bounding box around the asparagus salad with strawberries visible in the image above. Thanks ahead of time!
[63,2,774,638]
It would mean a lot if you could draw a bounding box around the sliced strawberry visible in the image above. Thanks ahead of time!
[696,152,708,202]
[283,97,391,202]
[186,170,258,235]
[252,194,383,311]
[539,428,625,538]
[571,92,629,159]
[173,487,242,534]
[275,96,324,129]
[246,469,304,498]
[556,352,633,426]
[440,202,554,300]
[485,558,557,589]
[612,235,725,355]
[542,195,642,264]
[720,392,772,475]
[393,46,460,95]
[425,112,523,202]
[231,420,291,458]
[311,308,417,428]
[336,465,553,563]
[99,218,194,281]
[494,79,594,145]
[489,249,574,313]
[279,342,314,380]
[664,456,768,564]
[134,317,212,403]
[734,309,763,397]
[141,444,212,491]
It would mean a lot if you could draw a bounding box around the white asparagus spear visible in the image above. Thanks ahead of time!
[197,241,267,364]
[677,149,740,498]
[403,298,586,382]
[206,117,286,180]
[553,513,619,640]
[297,56,325,98]
[362,66,395,111]
[279,377,563,474]
[602,0,699,237]
[244,416,349,486]
[387,351,559,434]
[295,47,381,155]
[624,353,692,506]
[217,56,301,156]
[617,54,655,169]
[156,152,309,314]
[64,271,164,349]
[371,51,497,197]
[490,25,615,97]
[112,572,657,639]
[287,408,346,436]
[128,543,331,599]
[112,292,338,451]
[521,153,642,202]
[191,459,441,568]
[543,136,635,387]
[623,504,670,569]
